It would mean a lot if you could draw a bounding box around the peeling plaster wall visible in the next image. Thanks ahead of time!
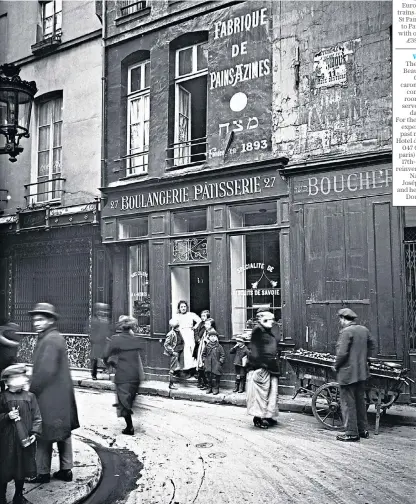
[272,1,392,163]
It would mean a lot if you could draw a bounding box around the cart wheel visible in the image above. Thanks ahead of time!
[312,382,344,431]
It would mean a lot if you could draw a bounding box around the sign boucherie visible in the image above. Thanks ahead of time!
[292,165,392,202]
[102,169,285,217]
[207,3,273,166]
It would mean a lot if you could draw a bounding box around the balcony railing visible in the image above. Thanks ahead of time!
[119,1,148,16]
[24,177,66,205]
[123,151,149,177]
[166,136,207,168]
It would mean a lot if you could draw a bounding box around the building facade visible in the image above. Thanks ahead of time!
[98,0,411,395]
[0,0,107,367]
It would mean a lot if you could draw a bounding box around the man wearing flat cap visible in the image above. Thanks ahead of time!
[333,308,375,442]
[28,303,79,483]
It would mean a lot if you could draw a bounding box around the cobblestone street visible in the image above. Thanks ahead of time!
[75,388,416,504]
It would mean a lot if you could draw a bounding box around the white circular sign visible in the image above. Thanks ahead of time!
[229,92,248,112]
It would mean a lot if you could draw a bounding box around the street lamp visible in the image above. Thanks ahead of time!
[0,64,37,162]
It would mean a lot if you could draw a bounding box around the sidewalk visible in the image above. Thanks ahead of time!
[70,368,416,425]
[5,437,101,504]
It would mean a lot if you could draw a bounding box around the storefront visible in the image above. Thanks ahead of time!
[101,162,291,384]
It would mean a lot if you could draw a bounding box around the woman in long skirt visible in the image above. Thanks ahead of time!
[176,301,201,376]
[104,316,145,435]
[246,311,280,429]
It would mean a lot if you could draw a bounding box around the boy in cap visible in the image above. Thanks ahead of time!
[202,329,225,395]
[230,336,250,393]
[163,319,184,390]
[0,364,42,504]
[333,308,375,442]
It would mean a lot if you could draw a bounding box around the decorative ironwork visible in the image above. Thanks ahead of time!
[172,237,208,262]
[405,235,416,352]
[119,1,147,16]
[24,177,66,205]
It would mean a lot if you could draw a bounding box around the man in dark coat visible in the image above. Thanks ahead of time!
[333,308,375,442]
[28,303,80,483]
[88,303,112,380]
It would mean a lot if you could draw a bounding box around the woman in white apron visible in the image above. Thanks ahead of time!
[176,300,201,375]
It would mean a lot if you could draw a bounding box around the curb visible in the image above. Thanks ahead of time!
[6,438,102,504]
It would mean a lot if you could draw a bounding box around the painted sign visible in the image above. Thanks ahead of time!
[293,165,392,201]
[207,2,273,166]
[312,40,359,89]
[102,169,286,217]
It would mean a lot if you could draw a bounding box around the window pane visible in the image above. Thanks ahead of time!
[55,10,62,31]
[120,217,149,239]
[38,126,50,151]
[128,243,150,333]
[39,102,52,127]
[52,147,62,174]
[197,43,208,71]
[130,66,142,93]
[54,97,63,122]
[53,121,62,147]
[55,0,62,13]
[38,152,50,177]
[230,232,281,337]
[44,1,54,18]
[178,47,193,76]
[229,202,277,228]
[172,210,207,234]
[144,62,150,88]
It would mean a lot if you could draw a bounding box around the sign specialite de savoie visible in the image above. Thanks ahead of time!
[207,2,273,165]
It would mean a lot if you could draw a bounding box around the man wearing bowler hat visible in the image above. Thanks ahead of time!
[28,303,79,483]
[333,308,375,442]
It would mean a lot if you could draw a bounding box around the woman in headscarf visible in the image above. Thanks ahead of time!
[246,311,281,429]
[176,301,201,377]
[103,316,145,435]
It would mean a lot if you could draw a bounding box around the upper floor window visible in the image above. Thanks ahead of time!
[127,61,150,176]
[171,39,208,167]
[42,0,62,39]
[36,96,63,202]
[119,1,148,17]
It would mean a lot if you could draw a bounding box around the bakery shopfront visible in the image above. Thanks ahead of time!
[100,162,290,383]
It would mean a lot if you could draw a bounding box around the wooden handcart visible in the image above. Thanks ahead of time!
[283,352,414,435]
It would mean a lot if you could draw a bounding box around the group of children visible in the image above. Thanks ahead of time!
[164,310,250,395]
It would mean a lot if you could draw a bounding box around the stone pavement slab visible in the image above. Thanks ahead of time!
[5,437,101,504]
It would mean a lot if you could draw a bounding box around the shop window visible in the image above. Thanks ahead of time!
[41,0,62,39]
[127,60,150,175]
[35,94,63,203]
[172,209,207,234]
[168,35,208,167]
[129,243,150,334]
[229,201,277,228]
[119,216,148,239]
[230,231,281,337]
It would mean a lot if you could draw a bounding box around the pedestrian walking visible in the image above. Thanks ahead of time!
[0,364,42,504]
[196,317,215,389]
[333,308,375,442]
[230,336,250,393]
[88,303,112,380]
[202,329,225,395]
[0,323,21,393]
[176,301,201,378]
[163,319,184,390]
[103,315,145,435]
[246,311,280,429]
[28,303,79,484]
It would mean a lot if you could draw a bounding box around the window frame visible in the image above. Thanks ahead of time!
[35,95,63,203]
[41,0,62,39]
[126,60,151,176]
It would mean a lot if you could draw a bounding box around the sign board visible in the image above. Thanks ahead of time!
[207,2,273,166]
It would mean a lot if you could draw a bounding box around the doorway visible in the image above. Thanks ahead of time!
[171,265,209,317]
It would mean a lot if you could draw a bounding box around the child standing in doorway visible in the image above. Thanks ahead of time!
[202,329,225,395]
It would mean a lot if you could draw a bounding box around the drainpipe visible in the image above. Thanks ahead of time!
[100,0,107,188]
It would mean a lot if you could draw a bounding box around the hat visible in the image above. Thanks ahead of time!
[169,318,180,328]
[28,303,59,320]
[1,363,27,381]
[338,308,357,320]
[117,315,138,329]
[208,329,219,336]
[234,336,245,343]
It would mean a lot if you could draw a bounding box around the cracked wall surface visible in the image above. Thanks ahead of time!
[272,0,392,163]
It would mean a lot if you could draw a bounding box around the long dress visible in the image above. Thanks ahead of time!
[176,311,201,370]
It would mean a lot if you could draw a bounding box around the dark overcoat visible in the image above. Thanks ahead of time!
[229,344,250,366]
[89,316,112,359]
[202,342,225,375]
[104,331,144,385]
[30,326,79,441]
[335,323,376,386]
[247,324,280,375]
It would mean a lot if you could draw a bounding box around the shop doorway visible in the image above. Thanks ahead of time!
[171,265,209,316]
